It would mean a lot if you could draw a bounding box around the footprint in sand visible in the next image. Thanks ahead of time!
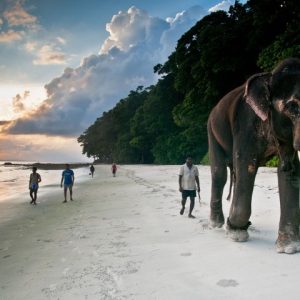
[217,279,239,287]
[198,219,209,230]
[79,235,88,239]
[163,194,173,197]
[37,239,53,243]
[62,268,70,276]
[180,252,192,257]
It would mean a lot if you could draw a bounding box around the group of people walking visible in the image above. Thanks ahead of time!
[29,163,118,205]
[29,158,199,219]
[29,164,75,204]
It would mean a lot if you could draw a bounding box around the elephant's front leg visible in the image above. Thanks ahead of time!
[276,154,300,254]
[226,153,257,242]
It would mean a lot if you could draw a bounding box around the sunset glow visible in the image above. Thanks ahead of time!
[0,84,47,120]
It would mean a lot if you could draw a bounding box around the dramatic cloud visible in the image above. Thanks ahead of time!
[4,5,206,136]
[33,44,67,65]
[208,1,233,12]
[0,29,23,42]
[100,6,169,54]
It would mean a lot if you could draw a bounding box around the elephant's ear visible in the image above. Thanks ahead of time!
[244,72,271,121]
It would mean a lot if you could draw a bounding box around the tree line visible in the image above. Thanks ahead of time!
[78,0,300,164]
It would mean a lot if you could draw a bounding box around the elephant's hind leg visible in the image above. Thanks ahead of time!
[208,129,227,228]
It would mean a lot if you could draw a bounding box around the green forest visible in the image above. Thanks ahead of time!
[78,0,300,164]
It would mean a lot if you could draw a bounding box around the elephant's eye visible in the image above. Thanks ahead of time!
[284,101,300,117]
[285,101,299,112]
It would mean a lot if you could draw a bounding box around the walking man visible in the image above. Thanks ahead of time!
[61,164,74,203]
[29,166,41,205]
[90,164,95,178]
[111,163,117,177]
[179,157,200,218]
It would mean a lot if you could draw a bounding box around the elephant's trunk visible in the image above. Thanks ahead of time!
[293,121,300,151]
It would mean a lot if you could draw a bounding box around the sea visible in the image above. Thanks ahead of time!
[0,161,91,203]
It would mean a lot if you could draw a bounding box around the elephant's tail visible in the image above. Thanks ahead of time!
[226,167,234,201]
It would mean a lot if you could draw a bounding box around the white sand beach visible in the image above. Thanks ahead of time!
[0,165,299,300]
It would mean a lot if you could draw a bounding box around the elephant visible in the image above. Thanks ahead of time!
[207,58,300,254]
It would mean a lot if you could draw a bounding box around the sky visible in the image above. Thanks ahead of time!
[0,0,244,162]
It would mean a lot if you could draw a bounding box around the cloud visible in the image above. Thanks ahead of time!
[4,5,205,136]
[12,90,29,113]
[100,6,169,54]
[56,36,66,45]
[33,45,67,65]
[24,41,37,52]
[0,29,24,42]
[3,2,37,28]
[0,1,38,44]
[25,40,68,65]
[0,121,10,126]
[208,1,233,12]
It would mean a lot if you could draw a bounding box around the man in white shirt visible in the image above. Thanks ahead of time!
[179,157,200,218]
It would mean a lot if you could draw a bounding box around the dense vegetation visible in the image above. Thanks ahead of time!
[78,0,300,164]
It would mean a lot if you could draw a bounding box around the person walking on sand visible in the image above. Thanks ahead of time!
[29,166,41,205]
[61,164,74,203]
[90,164,95,178]
[111,163,117,177]
[179,157,200,218]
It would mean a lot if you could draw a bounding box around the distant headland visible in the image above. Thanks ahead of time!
[2,162,90,170]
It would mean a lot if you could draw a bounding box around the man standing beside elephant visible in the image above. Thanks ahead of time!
[179,157,201,218]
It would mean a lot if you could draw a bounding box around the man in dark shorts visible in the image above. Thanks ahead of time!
[179,157,200,218]
[90,164,95,178]
[29,166,41,205]
[61,164,74,203]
